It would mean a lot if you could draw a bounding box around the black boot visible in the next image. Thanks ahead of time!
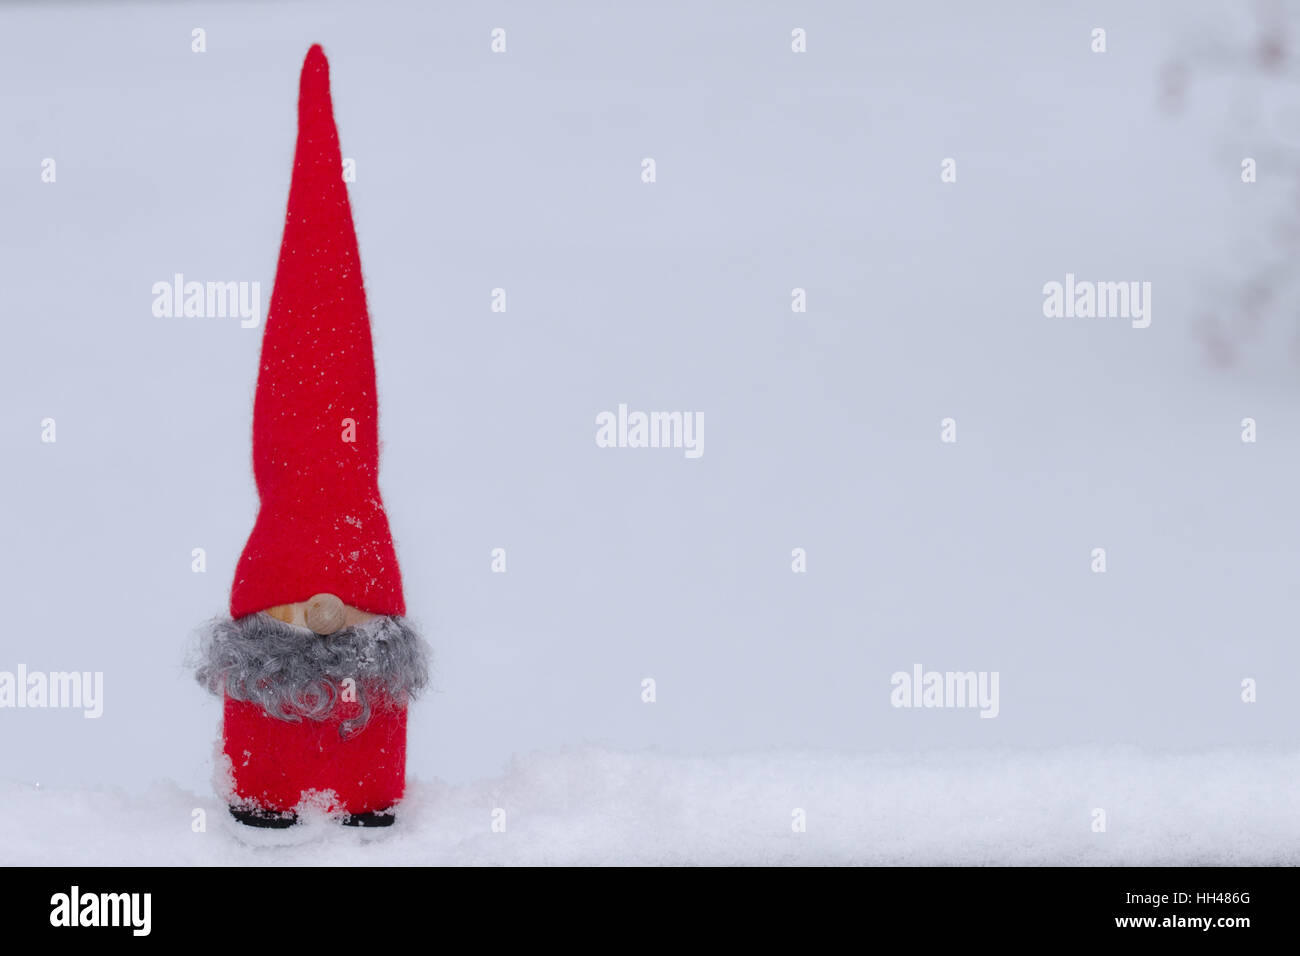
[229,805,298,829]
[342,809,395,828]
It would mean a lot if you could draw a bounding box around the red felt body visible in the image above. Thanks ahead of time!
[230,44,405,620]
[223,692,408,815]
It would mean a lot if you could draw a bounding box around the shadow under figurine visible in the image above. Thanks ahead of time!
[196,44,428,831]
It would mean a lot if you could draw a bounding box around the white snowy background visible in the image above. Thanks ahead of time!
[2,0,1298,864]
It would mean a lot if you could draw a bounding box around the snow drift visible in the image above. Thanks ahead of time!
[2,745,1295,866]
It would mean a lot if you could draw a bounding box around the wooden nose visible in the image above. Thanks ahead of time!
[304,593,347,635]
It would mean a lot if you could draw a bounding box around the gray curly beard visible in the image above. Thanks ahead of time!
[195,612,430,737]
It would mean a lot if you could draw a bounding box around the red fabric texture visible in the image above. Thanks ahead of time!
[223,692,408,814]
[230,43,405,618]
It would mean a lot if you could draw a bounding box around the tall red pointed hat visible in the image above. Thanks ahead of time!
[230,44,405,619]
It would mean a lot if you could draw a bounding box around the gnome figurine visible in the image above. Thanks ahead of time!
[196,45,427,830]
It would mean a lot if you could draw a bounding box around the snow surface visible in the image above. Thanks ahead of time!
[2,745,1296,865]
